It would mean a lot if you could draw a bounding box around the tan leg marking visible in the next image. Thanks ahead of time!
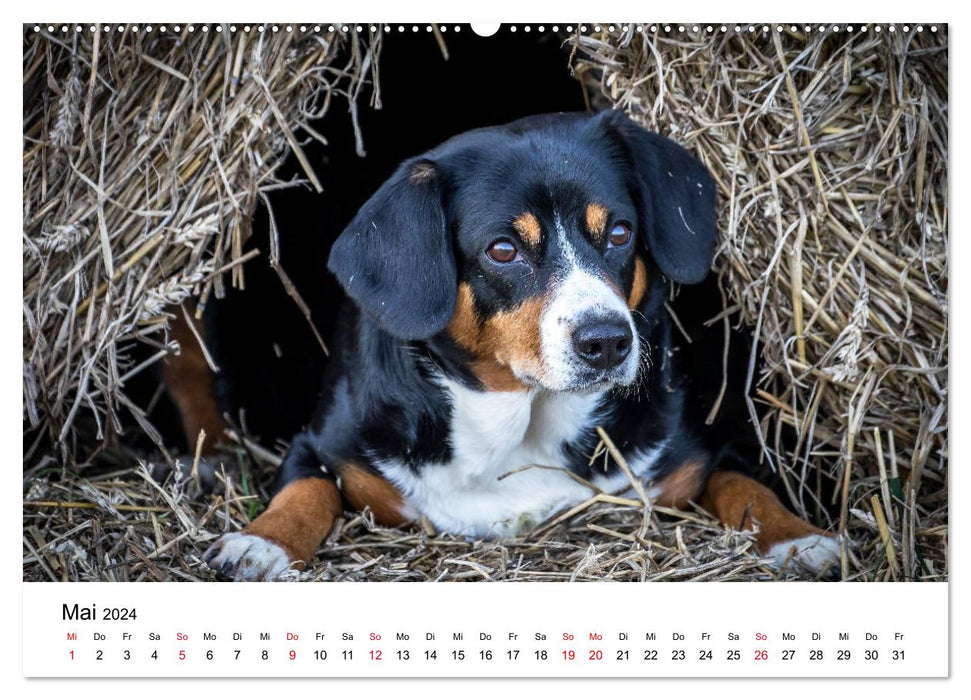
[513,212,542,246]
[336,461,408,527]
[243,478,342,569]
[699,471,828,554]
[651,458,707,508]
[162,306,226,454]
[585,203,609,243]
[627,257,648,310]
[447,283,545,391]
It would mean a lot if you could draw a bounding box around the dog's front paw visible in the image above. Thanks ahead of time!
[766,534,841,578]
[203,532,293,581]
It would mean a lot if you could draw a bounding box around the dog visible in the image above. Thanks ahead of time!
[197,110,841,580]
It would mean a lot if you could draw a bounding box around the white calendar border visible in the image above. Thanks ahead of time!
[7,0,961,694]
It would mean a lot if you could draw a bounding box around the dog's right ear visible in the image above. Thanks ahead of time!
[327,158,456,340]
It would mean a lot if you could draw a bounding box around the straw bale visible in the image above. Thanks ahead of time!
[572,25,947,580]
[23,24,381,463]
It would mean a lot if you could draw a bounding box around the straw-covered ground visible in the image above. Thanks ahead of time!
[24,443,800,582]
[24,25,947,583]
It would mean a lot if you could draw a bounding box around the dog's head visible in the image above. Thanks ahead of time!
[328,111,717,393]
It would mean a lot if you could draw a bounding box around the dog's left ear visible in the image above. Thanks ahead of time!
[327,158,456,340]
[597,111,717,284]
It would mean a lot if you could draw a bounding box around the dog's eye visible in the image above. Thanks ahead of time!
[607,221,633,248]
[486,239,520,263]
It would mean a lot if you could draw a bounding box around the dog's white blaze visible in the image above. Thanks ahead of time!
[539,267,640,390]
[553,212,579,268]
[528,212,640,390]
[376,379,663,538]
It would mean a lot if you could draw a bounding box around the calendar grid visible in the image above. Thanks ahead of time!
[23,582,948,678]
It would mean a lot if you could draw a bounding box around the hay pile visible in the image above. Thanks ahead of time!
[23,24,380,464]
[575,24,948,580]
[23,25,947,583]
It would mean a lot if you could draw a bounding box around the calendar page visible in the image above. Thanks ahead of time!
[20,2,951,689]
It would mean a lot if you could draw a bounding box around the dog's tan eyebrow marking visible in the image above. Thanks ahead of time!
[585,203,609,242]
[512,212,542,246]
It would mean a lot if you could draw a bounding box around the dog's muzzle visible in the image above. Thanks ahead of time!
[537,267,640,391]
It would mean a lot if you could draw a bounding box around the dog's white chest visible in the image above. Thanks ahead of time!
[376,380,641,538]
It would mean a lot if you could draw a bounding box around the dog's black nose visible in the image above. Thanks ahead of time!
[571,317,633,370]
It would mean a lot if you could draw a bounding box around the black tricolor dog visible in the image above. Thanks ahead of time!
[202,111,840,580]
